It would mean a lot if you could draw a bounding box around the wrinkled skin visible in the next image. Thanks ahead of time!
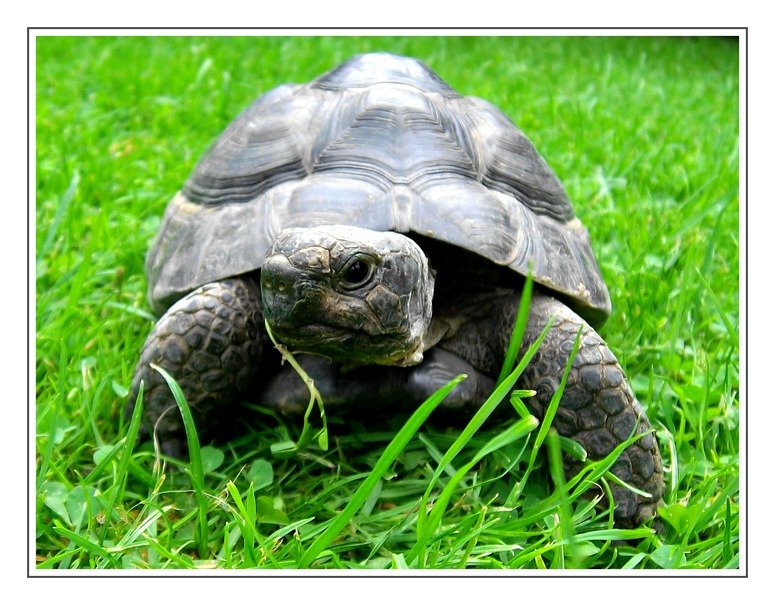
[261,226,434,367]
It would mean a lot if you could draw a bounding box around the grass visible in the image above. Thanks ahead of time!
[34,35,740,571]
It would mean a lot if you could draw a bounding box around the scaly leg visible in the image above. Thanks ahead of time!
[517,291,664,527]
[127,277,265,457]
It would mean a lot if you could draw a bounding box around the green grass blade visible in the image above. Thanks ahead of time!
[471,417,540,462]
[298,374,466,568]
[116,507,167,549]
[604,468,655,499]
[558,434,588,462]
[418,313,557,536]
[37,342,69,491]
[533,327,582,454]
[39,171,80,261]
[575,528,655,541]
[457,506,487,569]
[414,371,517,538]
[417,433,459,481]
[265,320,329,451]
[506,326,582,507]
[695,268,738,346]
[691,476,739,535]
[98,382,144,544]
[410,415,539,565]
[52,521,120,567]
[226,481,258,566]
[568,431,652,502]
[497,272,534,385]
[509,389,536,419]
[151,364,209,559]
[723,497,733,566]
[546,428,576,565]
[660,421,679,502]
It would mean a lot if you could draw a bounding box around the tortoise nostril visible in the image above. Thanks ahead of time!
[261,255,298,293]
[264,273,292,293]
[261,254,311,329]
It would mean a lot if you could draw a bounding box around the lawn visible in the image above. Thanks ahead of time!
[34,35,740,571]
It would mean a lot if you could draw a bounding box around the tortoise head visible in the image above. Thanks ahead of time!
[260,225,434,367]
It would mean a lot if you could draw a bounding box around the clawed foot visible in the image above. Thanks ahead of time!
[406,349,494,410]
[258,348,495,415]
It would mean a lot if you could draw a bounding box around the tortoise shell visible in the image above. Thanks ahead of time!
[146,52,611,326]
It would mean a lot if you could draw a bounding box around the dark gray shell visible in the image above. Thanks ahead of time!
[147,53,611,325]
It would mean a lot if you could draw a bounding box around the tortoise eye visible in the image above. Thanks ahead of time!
[340,256,374,289]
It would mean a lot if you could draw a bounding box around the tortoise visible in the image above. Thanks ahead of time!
[128,52,664,527]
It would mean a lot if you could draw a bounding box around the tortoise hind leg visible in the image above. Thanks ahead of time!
[127,277,265,458]
[518,291,664,527]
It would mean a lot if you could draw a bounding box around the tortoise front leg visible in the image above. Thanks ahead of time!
[518,291,664,527]
[259,349,495,417]
[127,277,265,457]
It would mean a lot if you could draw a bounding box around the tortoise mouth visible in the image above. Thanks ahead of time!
[269,320,419,366]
